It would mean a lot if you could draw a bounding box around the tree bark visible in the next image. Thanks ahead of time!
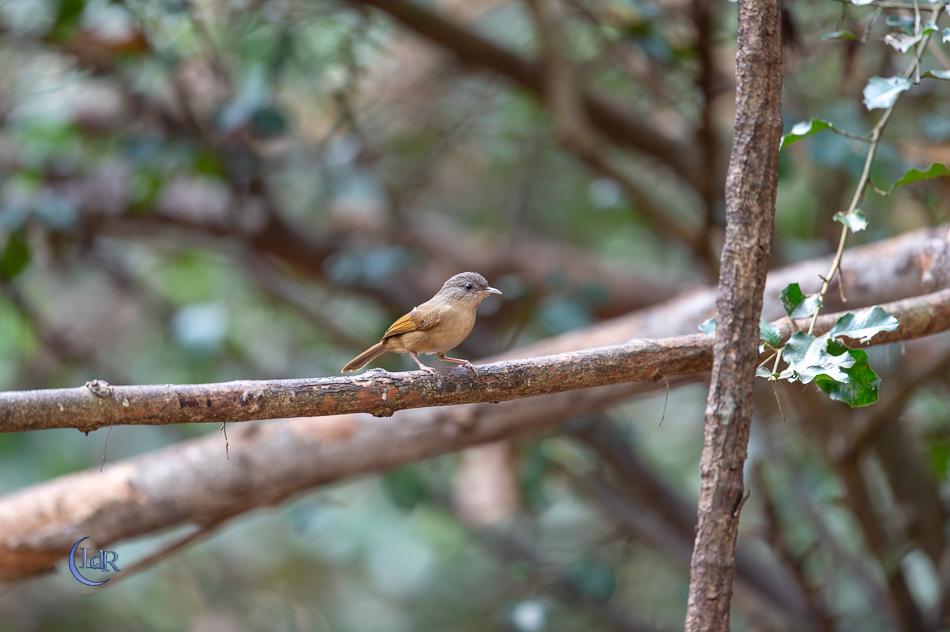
[684,1,784,630]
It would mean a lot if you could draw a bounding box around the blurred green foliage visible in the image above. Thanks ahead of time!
[0,0,947,630]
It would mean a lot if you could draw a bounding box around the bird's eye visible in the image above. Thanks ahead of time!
[465,283,473,291]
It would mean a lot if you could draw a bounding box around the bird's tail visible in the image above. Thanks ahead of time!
[341,342,387,372]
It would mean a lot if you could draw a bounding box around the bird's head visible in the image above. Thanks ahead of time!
[437,272,502,305]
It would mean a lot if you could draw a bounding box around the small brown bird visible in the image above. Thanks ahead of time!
[341,272,502,374]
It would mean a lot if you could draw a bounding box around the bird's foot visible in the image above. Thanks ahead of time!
[437,353,478,375]
[409,353,437,375]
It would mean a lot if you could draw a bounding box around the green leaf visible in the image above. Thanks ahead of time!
[780,119,833,150]
[863,76,912,110]
[699,318,716,335]
[892,163,950,187]
[759,318,782,348]
[776,333,884,407]
[923,70,950,80]
[943,28,950,43]
[833,208,869,232]
[781,331,815,365]
[780,283,821,319]
[756,365,777,379]
[821,30,858,41]
[828,306,900,343]
[0,231,31,281]
[779,333,856,384]
[814,344,881,407]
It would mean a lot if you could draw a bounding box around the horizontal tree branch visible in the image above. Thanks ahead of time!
[2,289,948,434]
[0,224,947,580]
[0,337,710,433]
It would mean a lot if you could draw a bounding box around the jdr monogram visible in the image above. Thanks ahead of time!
[68,536,121,586]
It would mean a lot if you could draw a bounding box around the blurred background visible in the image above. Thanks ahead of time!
[0,0,948,630]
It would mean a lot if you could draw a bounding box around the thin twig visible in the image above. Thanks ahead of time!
[806,3,942,336]
[99,424,114,473]
[762,7,945,387]
[104,515,234,587]
[658,375,670,427]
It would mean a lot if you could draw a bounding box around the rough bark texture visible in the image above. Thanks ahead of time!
[0,291,947,582]
[0,337,711,433]
[2,289,948,434]
[684,1,784,630]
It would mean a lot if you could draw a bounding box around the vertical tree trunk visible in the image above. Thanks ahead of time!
[684,1,783,631]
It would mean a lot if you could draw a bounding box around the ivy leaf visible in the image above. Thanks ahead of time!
[699,318,716,335]
[779,332,856,384]
[774,319,890,406]
[828,306,900,343]
[756,365,777,379]
[923,70,950,80]
[884,32,922,53]
[863,76,912,110]
[759,318,782,348]
[0,231,31,281]
[892,162,950,187]
[814,343,881,407]
[833,208,869,232]
[943,27,950,43]
[821,30,858,41]
[781,283,821,319]
[781,331,814,365]
[780,119,833,150]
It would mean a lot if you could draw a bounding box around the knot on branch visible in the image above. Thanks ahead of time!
[85,379,113,399]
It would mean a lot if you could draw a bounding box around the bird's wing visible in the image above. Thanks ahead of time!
[382,306,441,339]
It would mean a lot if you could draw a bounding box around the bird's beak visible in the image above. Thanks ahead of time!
[483,287,502,296]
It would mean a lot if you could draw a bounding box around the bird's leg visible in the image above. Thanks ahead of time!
[437,353,478,375]
[409,352,437,374]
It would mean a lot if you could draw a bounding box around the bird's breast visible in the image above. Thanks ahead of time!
[399,304,476,353]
